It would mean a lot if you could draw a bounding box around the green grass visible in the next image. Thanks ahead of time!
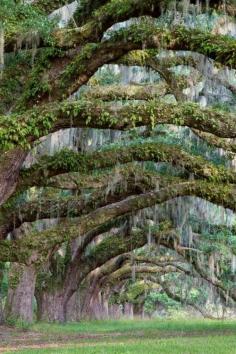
[32,318,236,334]
[11,336,236,354]
[4,318,236,354]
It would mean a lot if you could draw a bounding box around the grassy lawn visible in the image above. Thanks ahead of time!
[2,318,236,353]
[32,317,236,334]
[13,336,236,354]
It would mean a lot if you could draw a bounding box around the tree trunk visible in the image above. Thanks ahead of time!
[36,289,66,322]
[123,303,134,319]
[82,285,111,320]
[66,291,82,322]
[0,264,4,324]
[5,263,36,323]
[0,296,4,324]
[37,286,87,322]
[109,303,122,319]
[80,279,98,319]
[87,290,109,320]
[133,303,143,318]
[0,149,27,207]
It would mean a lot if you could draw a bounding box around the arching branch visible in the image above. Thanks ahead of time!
[15,23,236,108]
[82,83,170,101]
[59,222,174,303]
[19,141,236,194]
[2,99,236,152]
[1,180,235,264]
[192,129,236,154]
[0,165,158,239]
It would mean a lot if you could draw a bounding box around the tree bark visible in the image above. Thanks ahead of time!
[36,289,65,323]
[0,149,27,207]
[85,289,110,320]
[0,264,4,324]
[0,298,4,324]
[65,291,82,322]
[5,264,36,323]
[124,303,134,319]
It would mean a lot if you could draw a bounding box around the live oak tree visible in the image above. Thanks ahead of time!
[1,0,236,323]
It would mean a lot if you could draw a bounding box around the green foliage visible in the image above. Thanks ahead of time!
[173,25,236,67]
[144,291,180,314]
[60,43,100,90]
[0,262,9,298]
[0,107,56,150]
[88,66,122,86]
[75,0,109,25]
[0,51,32,114]
[186,288,208,305]
[17,47,64,110]
[5,315,30,330]
[0,0,56,43]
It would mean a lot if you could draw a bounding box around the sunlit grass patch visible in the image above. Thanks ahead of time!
[11,335,236,354]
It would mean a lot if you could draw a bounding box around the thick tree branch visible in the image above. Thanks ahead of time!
[19,142,236,194]
[0,180,235,263]
[106,264,180,285]
[53,25,236,101]
[0,166,158,239]
[192,129,236,154]
[61,223,174,301]
[155,277,222,319]
[0,149,27,206]
[15,23,236,108]
[82,83,170,101]
[2,98,236,153]
[119,50,236,96]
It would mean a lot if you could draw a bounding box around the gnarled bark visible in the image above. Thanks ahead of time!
[5,264,36,323]
[36,290,65,322]
[0,149,27,206]
[35,223,172,322]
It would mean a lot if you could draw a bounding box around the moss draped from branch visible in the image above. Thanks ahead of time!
[19,141,236,192]
[0,180,235,264]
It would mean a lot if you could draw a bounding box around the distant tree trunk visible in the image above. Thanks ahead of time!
[87,290,109,319]
[0,26,4,79]
[0,298,4,324]
[0,264,4,324]
[133,303,144,318]
[123,303,134,318]
[80,277,110,320]
[5,264,36,323]
[109,303,122,319]
[36,289,65,322]
[65,291,82,322]
[81,278,100,319]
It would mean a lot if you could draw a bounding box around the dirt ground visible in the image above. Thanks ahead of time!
[0,326,128,352]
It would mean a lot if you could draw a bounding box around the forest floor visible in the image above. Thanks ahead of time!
[1,318,236,353]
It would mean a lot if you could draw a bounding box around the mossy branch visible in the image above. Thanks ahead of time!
[19,141,236,192]
[1,99,236,151]
[1,180,235,264]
